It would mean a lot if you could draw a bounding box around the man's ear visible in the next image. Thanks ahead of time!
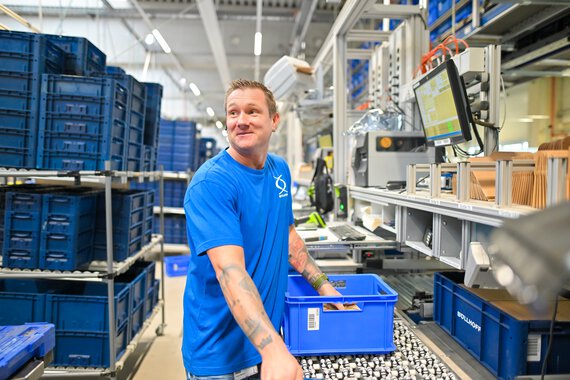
[272,112,280,132]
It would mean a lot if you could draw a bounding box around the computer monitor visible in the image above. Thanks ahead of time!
[413,59,473,147]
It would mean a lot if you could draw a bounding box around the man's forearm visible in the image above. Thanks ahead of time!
[288,231,329,290]
[217,264,282,353]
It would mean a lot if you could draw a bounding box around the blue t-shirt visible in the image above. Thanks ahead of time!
[182,149,294,376]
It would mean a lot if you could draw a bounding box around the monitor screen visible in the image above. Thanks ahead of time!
[413,60,473,147]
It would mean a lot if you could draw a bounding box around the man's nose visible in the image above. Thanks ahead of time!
[236,111,249,126]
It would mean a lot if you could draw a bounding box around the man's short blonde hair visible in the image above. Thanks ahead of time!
[224,79,277,116]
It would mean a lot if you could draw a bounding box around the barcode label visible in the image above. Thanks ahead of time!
[527,334,541,361]
[308,307,320,331]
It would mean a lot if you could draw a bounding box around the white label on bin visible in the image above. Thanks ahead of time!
[527,334,541,362]
[308,308,320,331]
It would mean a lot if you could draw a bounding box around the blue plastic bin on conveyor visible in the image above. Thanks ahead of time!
[0,323,55,380]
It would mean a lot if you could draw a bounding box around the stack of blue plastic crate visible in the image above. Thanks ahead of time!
[2,186,98,271]
[116,261,156,340]
[102,66,146,172]
[157,119,199,171]
[36,75,129,171]
[40,189,98,271]
[45,34,106,76]
[197,137,218,168]
[153,214,187,245]
[0,31,65,169]
[0,262,159,368]
[93,189,154,262]
[143,83,163,172]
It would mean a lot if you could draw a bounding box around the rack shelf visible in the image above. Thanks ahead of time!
[154,206,184,215]
[0,164,167,379]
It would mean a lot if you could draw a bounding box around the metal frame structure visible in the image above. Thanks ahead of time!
[0,165,167,380]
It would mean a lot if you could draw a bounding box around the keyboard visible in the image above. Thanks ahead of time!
[329,224,367,241]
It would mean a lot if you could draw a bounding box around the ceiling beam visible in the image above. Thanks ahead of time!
[289,0,318,57]
[196,0,231,90]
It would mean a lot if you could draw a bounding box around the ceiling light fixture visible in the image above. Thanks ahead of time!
[189,82,201,97]
[254,32,262,56]
[144,33,155,45]
[206,107,215,117]
[152,29,171,54]
[215,121,224,129]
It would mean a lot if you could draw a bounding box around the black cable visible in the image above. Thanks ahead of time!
[398,174,430,194]
[473,118,497,129]
[541,298,559,379]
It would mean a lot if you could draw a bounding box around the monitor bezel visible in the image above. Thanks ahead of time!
[413,59,473,147]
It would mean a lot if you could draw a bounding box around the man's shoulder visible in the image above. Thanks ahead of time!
[191,152,232,187]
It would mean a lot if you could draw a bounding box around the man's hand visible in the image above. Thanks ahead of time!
[260,350,303,380]
[317,282,346,310]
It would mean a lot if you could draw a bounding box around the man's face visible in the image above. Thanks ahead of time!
[225,87,279,157]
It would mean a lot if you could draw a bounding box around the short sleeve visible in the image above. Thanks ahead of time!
[184,179,243,255]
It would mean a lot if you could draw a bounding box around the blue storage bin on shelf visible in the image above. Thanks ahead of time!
[143,82,162,146]
[46,281,130,332]
[45,34,106,76]
[3,191,44,269]
[116,260,154,310]
[37,75,129,171]
[0,279,47,326]
[53,321,129,368]
[0,32,65,174]
[130,302,145,340]
[143,279,160,318]
[0,323,55,380]
[283,274,398,356]
[164,255,190,277]
[39,189,98,271]
[434,272,570,380]
[93,189,148,261]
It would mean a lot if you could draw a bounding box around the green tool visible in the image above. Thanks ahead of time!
[294,211,326,228]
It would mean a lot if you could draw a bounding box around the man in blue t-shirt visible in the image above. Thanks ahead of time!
[183,79,342,379]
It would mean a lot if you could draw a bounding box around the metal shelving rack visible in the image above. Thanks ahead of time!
[349,157,568,269]
[0,164,168,379]
[153,170,192,255]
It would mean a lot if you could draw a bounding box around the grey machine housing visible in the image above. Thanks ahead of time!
[352,130,436,188]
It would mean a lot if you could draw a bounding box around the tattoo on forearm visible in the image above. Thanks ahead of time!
[289,233,326,285]
[258,335,273,350]
[217,263,275,352]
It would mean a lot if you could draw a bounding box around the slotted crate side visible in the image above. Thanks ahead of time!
[46,281,130,332]
[44,34,106,76]
[116,260,155,310]
[0,279,46,326]
[143,82,163,146]
[52,322,128,368]
[37,75,129,170]
[144,279,160,318]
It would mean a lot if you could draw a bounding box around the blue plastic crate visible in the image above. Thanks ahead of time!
[0,323,55,380]
[434,272,570,380]
[0,31,64,71]
[164,255,190,277]
[0,281,46,326]
[116,261,154,309]
[3,213,42,269]
[0,113,37,168]
[144,279,160,319]
[283,274,398,356]
[130,302,145,341]
[143,83,162,146]
[39,190,97,270]
[53,321,128,368]
[45,34,106,76]
[105,66,126,75]
[46,281,130,332]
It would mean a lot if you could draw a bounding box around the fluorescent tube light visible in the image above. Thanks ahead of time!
[189,82,201,96]
[206,107,215,117]
[254,32,262,56]
[152,29,171,54]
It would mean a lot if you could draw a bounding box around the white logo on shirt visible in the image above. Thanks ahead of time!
[274,175,288,198]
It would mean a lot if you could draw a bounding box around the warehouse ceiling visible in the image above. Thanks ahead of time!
[0,0,343,120]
